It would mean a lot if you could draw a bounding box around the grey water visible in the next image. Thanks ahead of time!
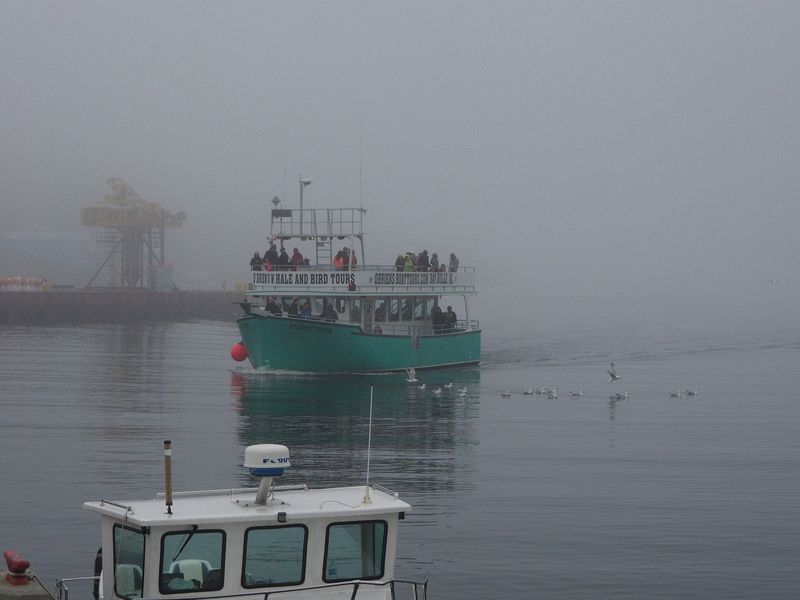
[1,320,799,599]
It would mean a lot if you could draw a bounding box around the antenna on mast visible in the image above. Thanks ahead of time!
[282,122,288,202]
[358,106,365,206]
[362,385,373,504]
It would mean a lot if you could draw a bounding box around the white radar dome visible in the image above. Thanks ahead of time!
[244,444,291,477]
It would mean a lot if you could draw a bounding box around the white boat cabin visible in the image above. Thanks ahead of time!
[83,445,421,600]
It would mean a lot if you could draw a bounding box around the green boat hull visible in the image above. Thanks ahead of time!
[237,314,481,373]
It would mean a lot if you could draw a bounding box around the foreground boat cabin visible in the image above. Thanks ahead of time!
[84,484,415,599]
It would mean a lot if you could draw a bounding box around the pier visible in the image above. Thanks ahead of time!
[0,290,243,325]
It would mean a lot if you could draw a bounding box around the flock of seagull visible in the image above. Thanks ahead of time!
[405,369,468,397]
[405,364,699,401]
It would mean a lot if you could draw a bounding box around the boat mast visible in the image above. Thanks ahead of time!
[299,175,311,235]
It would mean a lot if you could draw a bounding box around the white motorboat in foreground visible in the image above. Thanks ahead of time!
[1,443,427,600]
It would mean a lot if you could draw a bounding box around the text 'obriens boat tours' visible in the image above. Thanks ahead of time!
[233,191,480,374]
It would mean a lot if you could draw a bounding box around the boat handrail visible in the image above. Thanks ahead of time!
[250,263,475,274]
[55,575,99,600]
[54,577,428,600]
[371,320,479,336]
[154,484,309,499]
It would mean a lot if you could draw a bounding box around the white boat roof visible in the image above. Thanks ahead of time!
[83,484,410,527]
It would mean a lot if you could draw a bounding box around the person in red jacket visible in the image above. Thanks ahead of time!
[290,248,304,271]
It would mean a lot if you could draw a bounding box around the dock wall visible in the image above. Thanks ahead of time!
[0,290,246,325]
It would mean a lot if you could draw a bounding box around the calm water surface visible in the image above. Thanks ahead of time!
[1,320,798,599]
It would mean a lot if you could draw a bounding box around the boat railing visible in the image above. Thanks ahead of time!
[250,263,475,274]
[372,320,478,336]
[54,576,427,600]
[55,575,99,600]
[259,578,428,599]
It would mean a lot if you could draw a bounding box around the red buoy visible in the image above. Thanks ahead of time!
[230,342,248,362]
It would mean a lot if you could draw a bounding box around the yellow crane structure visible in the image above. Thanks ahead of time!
[82,178,187,289]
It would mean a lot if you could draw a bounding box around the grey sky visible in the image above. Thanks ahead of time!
[1,1,798,330]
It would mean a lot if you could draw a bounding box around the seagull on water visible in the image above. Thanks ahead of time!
[501,390,512,398]
[685,388,698,396]
[570,391,584,397]
[404,367,418,384]
[432,387,443,396]
[609,392,629,400]
[417,383,426,390]
[444,382,454,389]
[522,388,534,395]
[607,363,620,383]
[669,391,683,398]
[457,389,467,398]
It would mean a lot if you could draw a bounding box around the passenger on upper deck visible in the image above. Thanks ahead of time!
[403,254,415,272]
[264,244,279,267]
[277,247,290,270]
[417,250,430,272]
[395,254,405,271]
[333,250,345,270]
[430,253,439,271]
[449,252,459,272]
[290,248,304,271]
[250,252,263,271]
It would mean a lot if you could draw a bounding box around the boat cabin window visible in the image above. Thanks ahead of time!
[113,524,145,599]
[349,299,361,323]
[374,299,386,322]
[388,299,400,322]
[414,298,428,320]
[159,529,226,594]
[323,520,387,583]
[242,525,308,588]
[401,299,413,320]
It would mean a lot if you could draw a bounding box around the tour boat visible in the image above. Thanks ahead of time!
[234,192,480,374]
[1,442,427,600]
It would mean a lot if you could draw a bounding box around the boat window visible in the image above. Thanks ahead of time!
[159,529,225,594]
[323,520,387,583]
[414,298,427,320]
[312,297,325,315]
[242,525,307,588]
[374,299,386,322]
[401,299,413,321]
[349,299,362,323]
[335,298,346,313]
[388,299,400,322]
[113,524,145,599]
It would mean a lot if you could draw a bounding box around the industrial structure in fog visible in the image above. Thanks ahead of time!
[81,177,186,289]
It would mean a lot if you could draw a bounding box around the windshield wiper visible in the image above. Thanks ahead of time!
[171,526,198,562]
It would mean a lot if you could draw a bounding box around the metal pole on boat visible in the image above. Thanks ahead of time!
[164,440,173,514]
[299,175,311,235]
[362,386,373,504]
